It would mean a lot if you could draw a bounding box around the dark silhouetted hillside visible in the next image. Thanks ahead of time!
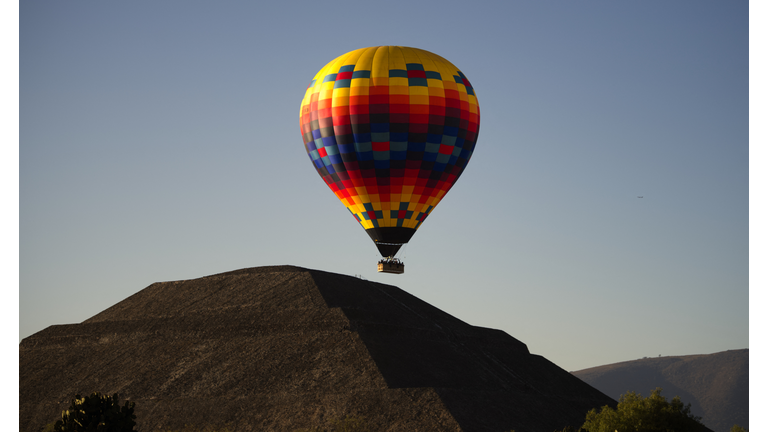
[20,266,615,432]
[572,349,748,432]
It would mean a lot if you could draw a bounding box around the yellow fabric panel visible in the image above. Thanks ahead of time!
[319,86,334,102]
[355,47,377,72]
[412,48,439,73]
[371,77,389,86]
[332,87,350,102]
[408,87,429,97]
[350,83,369,95]
[339,48,366,68]
[435,56,459,78]
[388,46,407,71]
[409,94,430,105]
[428,87,446,98]
[371,47,389,78]
[329,50,355,74]
[427,79,445,90]
[400,47,422,65]
[389,84,409,95]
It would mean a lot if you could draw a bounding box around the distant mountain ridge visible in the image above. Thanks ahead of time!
[572,349,748,432]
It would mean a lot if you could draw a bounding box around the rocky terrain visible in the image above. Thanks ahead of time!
[20,265,616,431]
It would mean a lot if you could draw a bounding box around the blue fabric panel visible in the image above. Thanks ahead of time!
[391,151,407,160]
[371,123,389,133]
[338,143,355,154]
[322,136,337,147]
[334,79,351,88]
[390,132,408,141]
[426,133,442,144]
[408,142,426,152]
[353,133,372,143]
[408,77,428,87]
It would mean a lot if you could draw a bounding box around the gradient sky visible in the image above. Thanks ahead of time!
[19,1,749,373]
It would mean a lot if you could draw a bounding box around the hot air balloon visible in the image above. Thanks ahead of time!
[299,46,480,273]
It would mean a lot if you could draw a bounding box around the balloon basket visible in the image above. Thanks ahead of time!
[377,259,404,274]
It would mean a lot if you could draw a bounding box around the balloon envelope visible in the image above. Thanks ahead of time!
[299,46,480,257]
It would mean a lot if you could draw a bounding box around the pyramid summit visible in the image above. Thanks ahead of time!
[20,265,615,431]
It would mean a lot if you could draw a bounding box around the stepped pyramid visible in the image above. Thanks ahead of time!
[20,266,615,431]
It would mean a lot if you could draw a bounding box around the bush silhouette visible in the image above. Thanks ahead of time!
[581,387,705,432]
[53,392,136,432]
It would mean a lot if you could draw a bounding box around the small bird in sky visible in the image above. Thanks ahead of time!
[638,196,643,198]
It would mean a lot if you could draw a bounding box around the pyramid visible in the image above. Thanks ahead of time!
[20,266,615,431]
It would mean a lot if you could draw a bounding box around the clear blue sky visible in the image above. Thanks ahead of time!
[19,0,751,373]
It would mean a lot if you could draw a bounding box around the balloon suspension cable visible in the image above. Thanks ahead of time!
[395,243,408,263]
[378,256,403,265]
[384,242,407,264]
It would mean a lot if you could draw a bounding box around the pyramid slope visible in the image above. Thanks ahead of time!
[20,266,615,431]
